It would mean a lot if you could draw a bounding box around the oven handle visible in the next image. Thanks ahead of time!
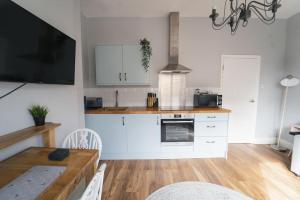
[162,120,194,124]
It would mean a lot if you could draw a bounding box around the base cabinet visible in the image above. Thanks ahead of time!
[194,113,229,158]
[85,112,229,160]
[126,115,160,153]
[85,114,127,154]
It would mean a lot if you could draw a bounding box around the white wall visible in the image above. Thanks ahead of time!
[0,0,84,160]
[283,13,300,143]
[82,17,287,142]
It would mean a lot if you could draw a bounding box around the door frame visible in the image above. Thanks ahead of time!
[221,55,261,143]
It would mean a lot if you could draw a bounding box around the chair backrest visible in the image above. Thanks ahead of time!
[62,128,102,164]
[80,163,107,200]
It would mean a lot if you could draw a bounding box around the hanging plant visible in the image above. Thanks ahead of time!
[139,38,152,72]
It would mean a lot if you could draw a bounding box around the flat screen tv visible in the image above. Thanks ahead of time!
[0,0,76,85]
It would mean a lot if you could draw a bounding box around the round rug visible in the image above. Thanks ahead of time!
[146,182,252,200]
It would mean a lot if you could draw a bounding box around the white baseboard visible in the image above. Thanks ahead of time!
[280,139,293,150]
[254,137,293,149]
[254,138,276,144]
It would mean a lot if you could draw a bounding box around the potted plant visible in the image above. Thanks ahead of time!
[139,38,152,72]
[28,105,49,126]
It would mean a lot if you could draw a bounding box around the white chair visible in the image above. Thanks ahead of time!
[80,163,107,200]
[62,128,102,165]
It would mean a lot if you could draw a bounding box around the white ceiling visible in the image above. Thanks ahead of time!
[81,0,300,19]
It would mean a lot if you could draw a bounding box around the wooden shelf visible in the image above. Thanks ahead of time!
[0,123,61,150]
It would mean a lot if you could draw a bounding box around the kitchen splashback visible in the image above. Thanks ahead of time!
[84,87,220,107]
[159,73,186,107]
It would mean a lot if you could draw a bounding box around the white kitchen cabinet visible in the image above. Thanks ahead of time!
[195,113,229,122]
[195,121,228,137]
[125,114,160,153]
[85,114,127,154]
[95,44,150,86]
[85,112,230,159]
[95,45,123,85]
[123,45,150,85]
[194,113,229,158]
[194,137,227,154]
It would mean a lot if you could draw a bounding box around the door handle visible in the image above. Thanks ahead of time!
[119,73,122,82]
[124,73,127,81]
[206,141,216,144]
[206,125,216,128]
[207,116,216,119]
[157,116,160,125]
[122,117,125,126]
[249,99,255,103]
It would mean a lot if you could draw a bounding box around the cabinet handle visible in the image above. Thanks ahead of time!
[119,73,122,82]
[206,125,216,128]
[207,116,216,119]
[124,73,127,81]
[157,116,159,125]
[122,117,125,126]
[206,141,215,144]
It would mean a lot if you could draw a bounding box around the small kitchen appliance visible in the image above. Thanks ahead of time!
[84,96,103,110]
[193,93,222,108]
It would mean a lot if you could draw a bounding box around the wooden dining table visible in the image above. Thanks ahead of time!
[0,147,99,200]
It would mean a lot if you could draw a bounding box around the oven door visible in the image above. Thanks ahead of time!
[161,119,194,144]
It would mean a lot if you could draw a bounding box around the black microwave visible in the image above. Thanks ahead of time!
[193,94,222,108]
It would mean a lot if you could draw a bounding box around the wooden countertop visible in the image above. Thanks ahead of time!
[85,107,231,114]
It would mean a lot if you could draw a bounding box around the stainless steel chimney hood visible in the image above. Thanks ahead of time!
[160,12,191,74]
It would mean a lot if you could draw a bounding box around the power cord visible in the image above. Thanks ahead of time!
[0,83,27,99]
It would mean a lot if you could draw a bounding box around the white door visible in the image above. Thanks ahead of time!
[221,55,261,143]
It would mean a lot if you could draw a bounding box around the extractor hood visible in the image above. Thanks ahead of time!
[160,12,191,74]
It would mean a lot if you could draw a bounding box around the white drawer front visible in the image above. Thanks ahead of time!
[195,113,228,122]
[194,137,227,152]
[195,121,228,137]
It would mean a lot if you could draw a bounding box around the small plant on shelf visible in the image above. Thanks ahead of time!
[139,38,152,72]
[28,104,49,126]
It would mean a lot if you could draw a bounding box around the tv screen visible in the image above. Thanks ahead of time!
[0,0,76,85]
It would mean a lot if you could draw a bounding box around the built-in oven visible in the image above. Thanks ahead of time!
[161,113,194,145]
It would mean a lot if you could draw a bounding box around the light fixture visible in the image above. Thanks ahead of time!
[271,75,300,152]
[209,0,281,34]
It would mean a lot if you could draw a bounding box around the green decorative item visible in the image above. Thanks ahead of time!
[28,104,49,126]
[139,38,152,72]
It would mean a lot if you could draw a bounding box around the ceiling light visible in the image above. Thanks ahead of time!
[209,0,281,34]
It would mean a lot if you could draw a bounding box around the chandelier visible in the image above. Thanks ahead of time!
[209,0,281,34]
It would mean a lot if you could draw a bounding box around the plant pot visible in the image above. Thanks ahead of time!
[33,116,46,126]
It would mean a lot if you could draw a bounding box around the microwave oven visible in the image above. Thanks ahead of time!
[193,94,222,108]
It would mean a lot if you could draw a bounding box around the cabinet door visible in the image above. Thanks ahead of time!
[123,45,150,85]
[95,45,123,85]
[125,114,160,153]
[85,114,127,154]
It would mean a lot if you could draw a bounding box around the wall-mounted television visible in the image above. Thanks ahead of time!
[0,0,76,85]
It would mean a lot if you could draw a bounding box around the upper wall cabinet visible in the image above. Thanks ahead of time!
[95,44,150,86]
[95,45,123,85]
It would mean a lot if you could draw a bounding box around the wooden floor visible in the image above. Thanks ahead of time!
[100,144,300,200]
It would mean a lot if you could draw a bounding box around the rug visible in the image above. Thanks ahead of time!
[146,182,252,200]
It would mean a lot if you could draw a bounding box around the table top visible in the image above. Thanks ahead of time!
[0,147,98,200]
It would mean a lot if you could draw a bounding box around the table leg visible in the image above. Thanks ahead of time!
[42,129,56,147]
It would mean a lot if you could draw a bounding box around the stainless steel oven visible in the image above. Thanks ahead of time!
[161,113,194,145]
